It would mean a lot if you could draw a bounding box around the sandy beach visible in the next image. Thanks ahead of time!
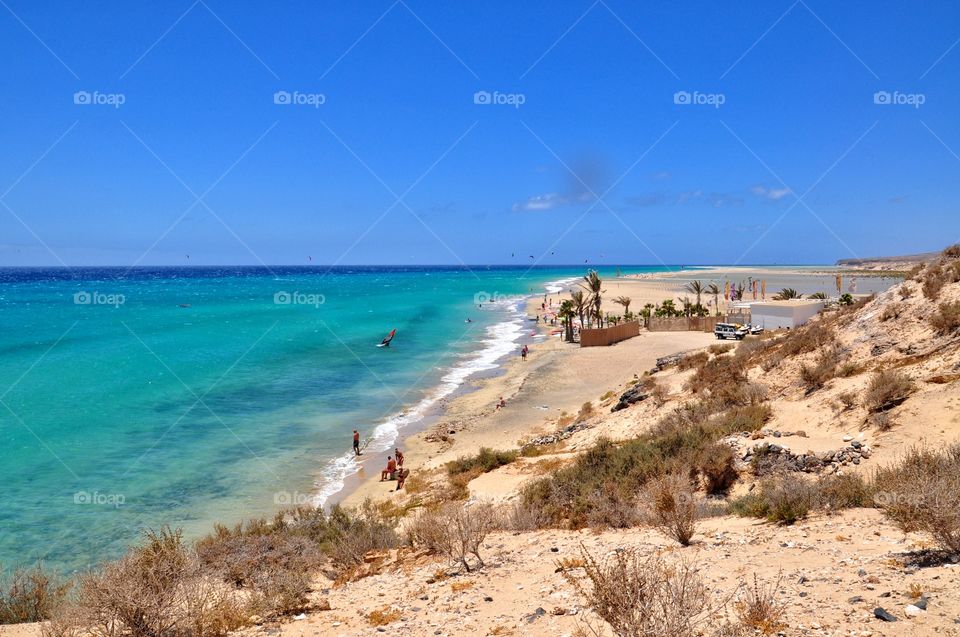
[337,265,896,510]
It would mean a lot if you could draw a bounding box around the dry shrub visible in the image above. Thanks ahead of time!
[944,244,960,259]
[864,369,915,414]
[367,607,402,626]
[836,361,861,378]
[731,477,813,525]
[873,444,960,554]
[407,502,497,572]
[816,473,872,511]
[578,401,595,419]
[647,379,669,406]
[499,502,551,531]
[836,391,857,411]
[930,301,960,335]
[709,343,734,355]
[566,547,711,637]
[643,475,698,546]
[710,404,772,433]
[879,303,904,322]
[450,581,473,593]
[65,528,251,637]
[735,573,785,634]
[695,443,740,494]
[799,345,844,392]
[678,351,709,371]
[898,284,914,300]
[922,265,946,300]
[0,565,70,624]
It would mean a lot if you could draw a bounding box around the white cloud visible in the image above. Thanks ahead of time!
[751,185,792,201]
[512,192,568,212]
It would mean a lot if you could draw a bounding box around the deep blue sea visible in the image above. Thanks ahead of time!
[0,265,670,573]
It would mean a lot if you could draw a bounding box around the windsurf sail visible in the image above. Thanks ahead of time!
[379,328,396,347]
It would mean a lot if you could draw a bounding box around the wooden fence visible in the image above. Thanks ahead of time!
[579,321,641,347]
[645,314,751,333]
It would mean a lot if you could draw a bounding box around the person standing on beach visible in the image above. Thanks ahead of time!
[352,430,361,456]
[395,448,404,467]
[521,344,529,361]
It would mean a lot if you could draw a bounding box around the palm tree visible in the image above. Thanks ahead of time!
[570,289,588,329]
[774,288,801,300]
[558,300,575,342]
[684,280,704,308]
[580,270,603,327]
[613,295,632,319]
[706,283,721,316]
[808,292,828,300]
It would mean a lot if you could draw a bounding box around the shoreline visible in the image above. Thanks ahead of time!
[333,265,905,509]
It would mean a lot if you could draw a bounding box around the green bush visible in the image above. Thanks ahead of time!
[445,447,519,476]
[730,477,813,525]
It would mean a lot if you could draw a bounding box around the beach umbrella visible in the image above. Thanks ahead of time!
[761,279,766,299]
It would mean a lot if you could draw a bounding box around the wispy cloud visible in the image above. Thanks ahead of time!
[511,192,568,212]
[750,185,793,201]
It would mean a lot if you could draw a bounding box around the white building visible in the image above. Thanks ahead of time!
[748,299,825,330]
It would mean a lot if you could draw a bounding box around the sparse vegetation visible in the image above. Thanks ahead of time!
[643,474,698,546]
[566,547,711,637]
[864,369,915,414]
[799,345,844,392]
[735,573,785,635]
[678,351,709,371]
[0,565,70,624]
[709,343,734,355]
[408,502,497,572]
[445,447,518,477]
[730,477,813,525]
[873,445,960,555]
[931,301,960,335]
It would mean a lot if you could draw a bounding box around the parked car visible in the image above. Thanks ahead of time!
[714,323,748,340]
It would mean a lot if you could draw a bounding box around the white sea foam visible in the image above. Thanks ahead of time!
[313,299,529,507]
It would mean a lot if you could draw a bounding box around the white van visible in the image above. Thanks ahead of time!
[714,323,748,340]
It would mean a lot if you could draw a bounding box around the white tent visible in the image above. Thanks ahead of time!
[748,300,825,330]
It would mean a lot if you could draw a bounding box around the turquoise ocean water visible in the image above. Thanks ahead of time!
[0,265,668,573]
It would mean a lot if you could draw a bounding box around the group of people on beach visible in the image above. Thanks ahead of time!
[353,431,410,491]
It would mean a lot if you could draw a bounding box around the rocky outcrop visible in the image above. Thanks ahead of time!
[610,385,648,412]
[722,432,872,474]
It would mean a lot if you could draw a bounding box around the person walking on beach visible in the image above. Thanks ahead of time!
[381,456,397,481]
[352,430,361,456]
[521,344,529,361]
[395,447,404,467]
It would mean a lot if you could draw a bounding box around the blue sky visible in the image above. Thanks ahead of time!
[1,0,958,266]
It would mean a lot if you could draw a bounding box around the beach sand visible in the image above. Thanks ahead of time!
[337,265,885,509]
